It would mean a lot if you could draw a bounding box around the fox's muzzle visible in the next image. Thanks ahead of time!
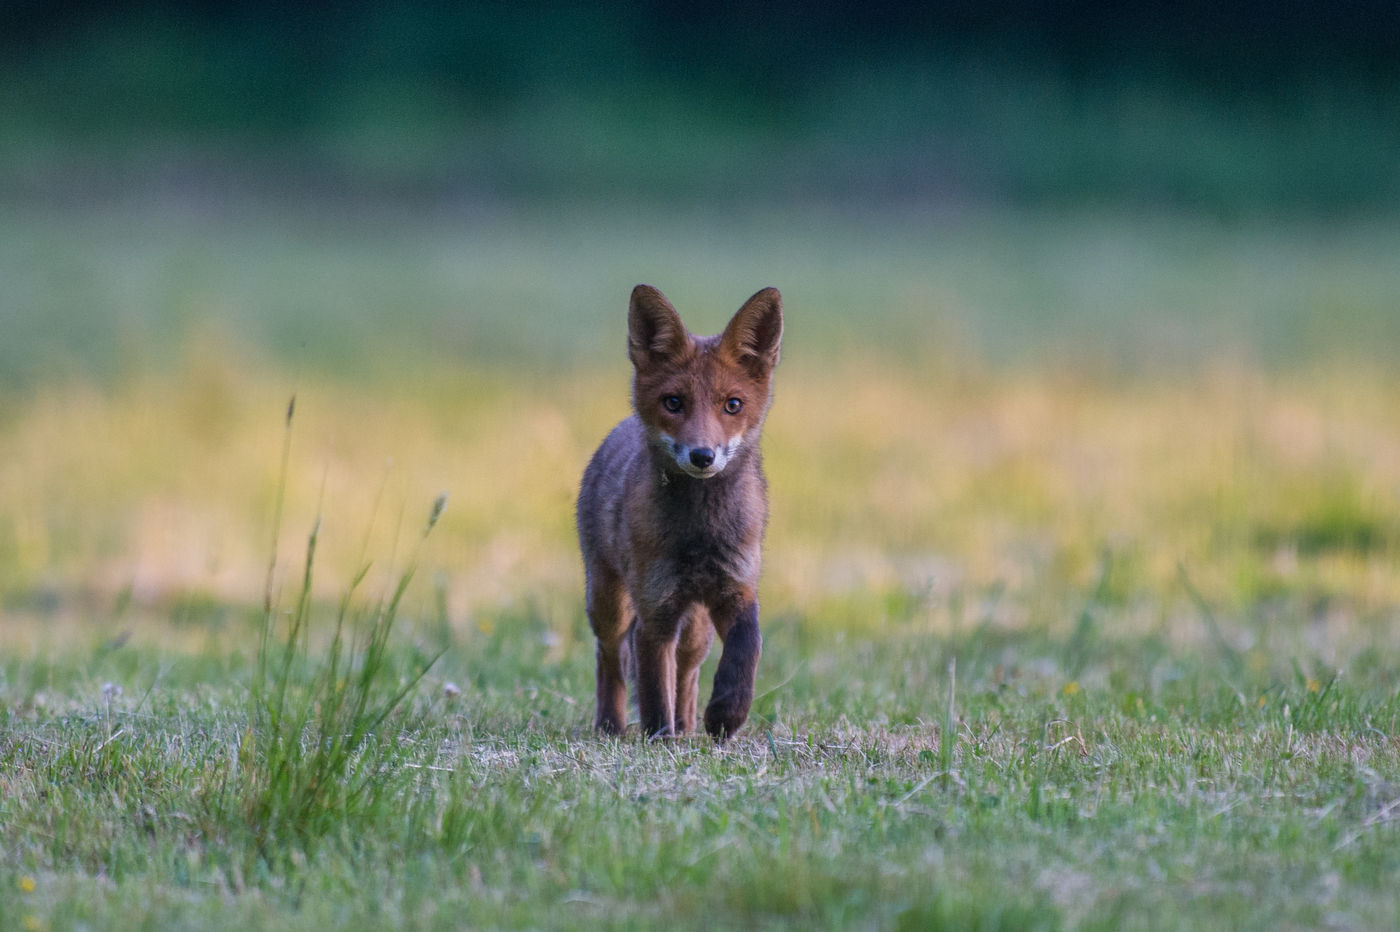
[655,431,740,479]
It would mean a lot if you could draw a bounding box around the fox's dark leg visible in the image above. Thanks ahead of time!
[674,608,715,734]
[634,607,684,738]
[586,567,632,735]
[704,598,762,741]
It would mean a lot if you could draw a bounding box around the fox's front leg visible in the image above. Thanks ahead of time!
[634,614,679,738]
[585,569,632,735]
[675,609,715,734]
[704,598,762,741]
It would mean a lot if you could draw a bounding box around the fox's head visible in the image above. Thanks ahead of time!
[627,284,783,480]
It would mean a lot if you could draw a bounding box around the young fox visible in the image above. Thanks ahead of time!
[577,284,783,740]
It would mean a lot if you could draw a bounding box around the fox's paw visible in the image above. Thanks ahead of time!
[645,724,678,741]
[703,697,749,742]
[595,714,627,737]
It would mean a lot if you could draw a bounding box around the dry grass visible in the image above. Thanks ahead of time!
[4,354,1398,649]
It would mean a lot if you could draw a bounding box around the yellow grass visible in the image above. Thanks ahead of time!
[3,346,1397,661]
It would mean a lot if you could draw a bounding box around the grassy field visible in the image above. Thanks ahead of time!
[2,201,1400,929]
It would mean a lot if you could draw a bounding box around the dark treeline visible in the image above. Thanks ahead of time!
[4,1,1398,210]
[8,1,1397,112]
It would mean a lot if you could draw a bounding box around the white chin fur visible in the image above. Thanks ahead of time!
[656,431,745,479]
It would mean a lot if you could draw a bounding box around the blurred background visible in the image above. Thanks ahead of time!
[6,1,1399,210]
[5,0,1400,377]
[2,1,1399,643]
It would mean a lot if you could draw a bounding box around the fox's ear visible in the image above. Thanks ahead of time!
[628,284,689,368]
[720,287,783,377]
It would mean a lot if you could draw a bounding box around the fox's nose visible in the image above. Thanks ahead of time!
[689,448,715,469]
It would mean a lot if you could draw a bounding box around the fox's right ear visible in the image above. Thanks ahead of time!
[628,284,689,368]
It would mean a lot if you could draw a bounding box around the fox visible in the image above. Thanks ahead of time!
[576,284,783,741]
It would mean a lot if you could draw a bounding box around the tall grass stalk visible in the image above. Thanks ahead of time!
[239,399,447,866]
[940,656,957,791]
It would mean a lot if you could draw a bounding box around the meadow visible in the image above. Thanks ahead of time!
[3,198,1400,929]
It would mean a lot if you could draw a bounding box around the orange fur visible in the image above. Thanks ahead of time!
[577,285,783,740]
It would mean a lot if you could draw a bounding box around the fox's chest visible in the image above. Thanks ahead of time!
[637,542,758,614]
[667,524,758,584]
[629,497,763,608]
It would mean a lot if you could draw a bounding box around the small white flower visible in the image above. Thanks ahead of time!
[442,682,461,699]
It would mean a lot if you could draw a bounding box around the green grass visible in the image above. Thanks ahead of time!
[3,201,1400,928]
[6,200,1400,388]
[4,579,1399,929]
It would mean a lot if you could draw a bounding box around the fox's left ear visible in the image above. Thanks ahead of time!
[720,287,783,377]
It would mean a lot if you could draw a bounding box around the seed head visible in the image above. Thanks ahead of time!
[426,492,448,533]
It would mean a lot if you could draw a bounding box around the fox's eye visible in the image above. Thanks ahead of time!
[662,395,684,413]
[724,397,743,415]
